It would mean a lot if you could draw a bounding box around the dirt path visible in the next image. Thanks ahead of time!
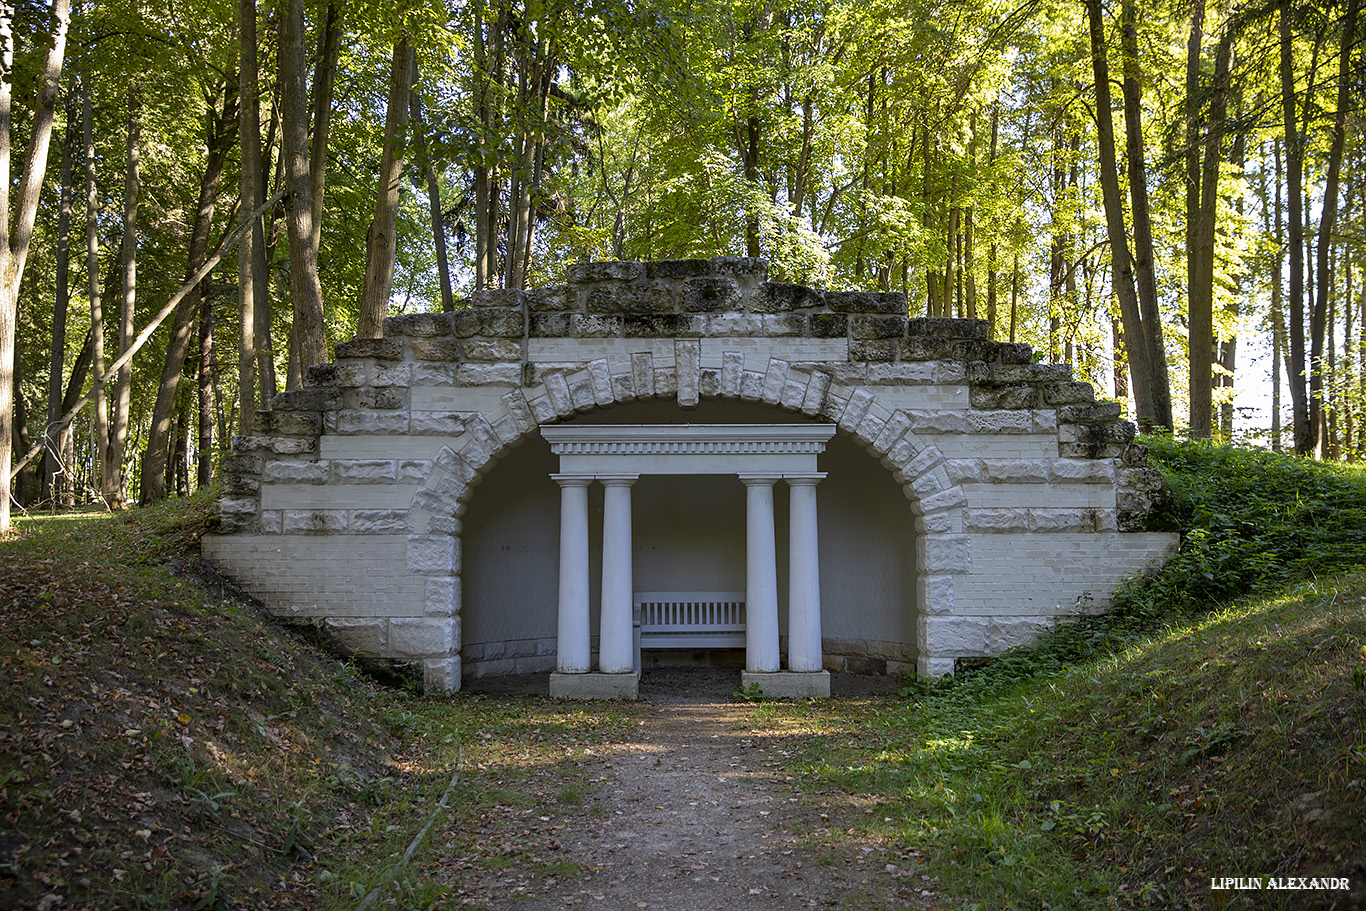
[437,671,943,909]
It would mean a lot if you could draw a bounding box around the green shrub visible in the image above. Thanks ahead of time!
[918,439,1366,701]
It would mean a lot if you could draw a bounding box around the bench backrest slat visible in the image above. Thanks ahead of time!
[635,592,746,632]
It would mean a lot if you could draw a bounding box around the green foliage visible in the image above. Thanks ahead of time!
[1142,436,1366,602]
[912,440,1366,709]
[762,438,1366,907]
[733,681,768,702]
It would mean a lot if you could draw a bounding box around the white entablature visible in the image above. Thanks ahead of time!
[540,424,837,476]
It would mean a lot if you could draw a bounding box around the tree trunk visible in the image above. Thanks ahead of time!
[1122,0,1171,430]
[12,352,36,505]
[1112,306,1129,400]
[1343,251,1354,459]
[1310,0,1359,456]
[238,0,261,429]
[923,124,940,316]
[1282,0,1311,454]
[358,36,414,337]
[1325,253,1339,458]
[985,105,999,336]
[409,61,454,313]
[197,282,216,487]
[1086,0,1163,430]
[255,60,278,401]
[57,329,92,504]
[0,0,72,532]
[82,81,115,505]
[308,0,341,256]
[43,92,77,505]
[280,0,328,371]
[1184,0,1204,380]
[472,0,506,290]
[141,88,234,503]
[1270,139,1286,451]
[1009,251,1020,343]
[173,395,190,496]
[107,85,141,509]
[1188,27,1234,438]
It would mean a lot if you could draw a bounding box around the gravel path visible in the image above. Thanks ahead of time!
[445,669,943,909]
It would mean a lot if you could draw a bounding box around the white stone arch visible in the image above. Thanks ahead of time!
[405,351,971,686]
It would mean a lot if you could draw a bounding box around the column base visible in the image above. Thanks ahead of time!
[741,670,830,699]
[917,655,956,677]
[549,671,639,700]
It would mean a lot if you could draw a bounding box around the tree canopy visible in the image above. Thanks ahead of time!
[2,0,1363,527]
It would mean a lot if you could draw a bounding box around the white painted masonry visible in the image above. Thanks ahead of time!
[203,257,1179,694]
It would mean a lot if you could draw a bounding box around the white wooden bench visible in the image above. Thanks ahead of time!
[632,591,746,675]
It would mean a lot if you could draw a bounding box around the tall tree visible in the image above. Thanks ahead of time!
[1281,0,1312,453]
[358,35,414,337]
[106,84,141,508]
[279,0,328,371]
[1,0,72,533]
[1086,0,1172,431]
[1119,0,1172,431]
[42,92,77,504]
[1310,0,1359,456]
[1187,19,1236,438]
[238,0,263,429]
[141,85,236,503]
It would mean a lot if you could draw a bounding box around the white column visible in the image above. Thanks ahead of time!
[553,475,592,674]
[742,476,780,672]
[598,476,637,674]
[787,474,825,672]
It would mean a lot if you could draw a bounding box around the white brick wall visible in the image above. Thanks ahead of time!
[204,534,425,619]
[952,533,1178,616]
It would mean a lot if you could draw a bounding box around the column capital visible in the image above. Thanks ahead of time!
[551,474,594,487]
[597,475,639,487]
[784,473,827,486]
[737,474,780,487]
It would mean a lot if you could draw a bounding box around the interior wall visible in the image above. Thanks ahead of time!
[459,399,918,671]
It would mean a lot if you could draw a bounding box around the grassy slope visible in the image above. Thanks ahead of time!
[777,441,1366,909]
[0,492,442,910]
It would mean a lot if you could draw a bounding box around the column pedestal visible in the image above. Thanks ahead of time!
[740,669,831,699]
[550,671,639,699]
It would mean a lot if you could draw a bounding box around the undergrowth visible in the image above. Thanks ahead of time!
[917,437,1366,700]
[778,440,1366,909]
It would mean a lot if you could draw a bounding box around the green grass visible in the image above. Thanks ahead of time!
[761,440,1366,908]
[775,575,1365,908]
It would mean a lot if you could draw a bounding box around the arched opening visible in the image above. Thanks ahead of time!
[458,399,919,682]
